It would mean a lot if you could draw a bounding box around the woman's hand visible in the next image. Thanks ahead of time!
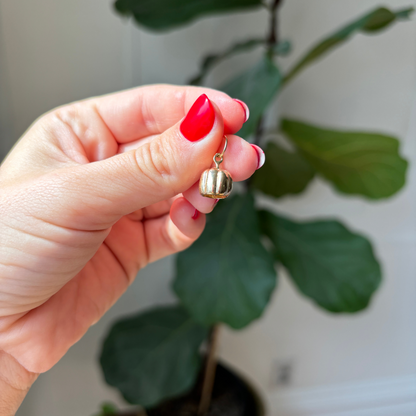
[0,85,260,379]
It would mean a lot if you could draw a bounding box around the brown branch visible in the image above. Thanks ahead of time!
[245,116,264,191]
[267,0,283,47]
[254,116,265,147]
[197,325,221,416]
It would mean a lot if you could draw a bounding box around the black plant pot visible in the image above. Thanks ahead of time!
[146,362,264,416]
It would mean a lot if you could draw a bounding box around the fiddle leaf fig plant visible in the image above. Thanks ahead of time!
[100,306,208,408]
[173,193,277,329]
[259,211,382,313]
[276,119,408,199]
[97,1,413,414]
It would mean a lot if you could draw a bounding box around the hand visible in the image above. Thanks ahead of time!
[0,85,259,378]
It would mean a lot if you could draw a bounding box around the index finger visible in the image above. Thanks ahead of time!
[92,84,248,143]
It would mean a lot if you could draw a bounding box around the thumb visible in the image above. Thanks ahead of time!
[35,94,225,230]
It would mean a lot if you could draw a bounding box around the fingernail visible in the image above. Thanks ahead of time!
[192,209,200,220]
[180,94,215,142]
[233,99,250,123]
[251,144,265,169]
[214,198,220,205]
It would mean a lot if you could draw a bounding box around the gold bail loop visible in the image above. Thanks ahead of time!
[213,135,228,168]
[213,154,223,169]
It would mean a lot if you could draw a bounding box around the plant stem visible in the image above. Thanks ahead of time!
[256,0,281,147]
[197,325,221,416]
[267,0,283,48]
[245,117,264,191]
[253,116,265,147]
[246,0,282,191]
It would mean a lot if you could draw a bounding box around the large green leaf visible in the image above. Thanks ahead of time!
[100,305,208,408]
[281,119,408,199]
[283,7,414,85]
[260,211,382,313]
[221,57,281,139]
[114,0,262,31]
[251,142,315,198]
[173,193,277,329]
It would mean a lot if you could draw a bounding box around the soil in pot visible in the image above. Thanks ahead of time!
[146,363,262,416]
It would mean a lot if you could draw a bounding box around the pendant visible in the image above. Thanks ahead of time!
[199,135,233,199]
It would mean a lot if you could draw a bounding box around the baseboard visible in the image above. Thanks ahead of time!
[268,374,416,416]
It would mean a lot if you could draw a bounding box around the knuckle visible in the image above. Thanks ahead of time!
[133,139,178,187]
[53,104,81,131]
[54,103,98,144]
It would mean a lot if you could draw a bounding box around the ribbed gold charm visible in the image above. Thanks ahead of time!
[199,136,233,199]
[199,167,233,199]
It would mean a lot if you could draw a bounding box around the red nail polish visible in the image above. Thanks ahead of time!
[233,99,250,123]
[180,94,215,142]
[251,144,265,169]
[192,209,200,220]
[214,199,220,205]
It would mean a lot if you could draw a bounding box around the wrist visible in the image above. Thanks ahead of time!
[0,350,38,416]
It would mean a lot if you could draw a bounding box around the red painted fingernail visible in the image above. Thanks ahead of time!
[233,99,250,123]
[214,198,220,205]
[251,144,265,169]
[180,94,215,142]
[192,209,200,220]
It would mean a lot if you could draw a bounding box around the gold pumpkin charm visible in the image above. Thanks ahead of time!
[199,136,233,199]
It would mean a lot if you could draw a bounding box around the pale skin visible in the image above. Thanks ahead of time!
[0,85,259,415]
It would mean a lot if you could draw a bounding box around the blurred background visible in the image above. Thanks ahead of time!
[1,0,415,415]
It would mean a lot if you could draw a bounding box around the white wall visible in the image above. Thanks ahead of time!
[0,5,13,160]
[0,0,415,415]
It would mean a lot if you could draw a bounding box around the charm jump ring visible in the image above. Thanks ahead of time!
[213,136,228,168]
